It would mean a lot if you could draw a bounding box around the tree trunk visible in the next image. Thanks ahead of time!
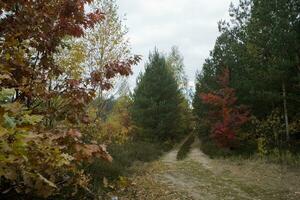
[282,81,289,142]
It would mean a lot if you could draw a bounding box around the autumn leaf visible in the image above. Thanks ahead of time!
[67,129,82,138]
[200,68,249,147]
[1,102,23,113]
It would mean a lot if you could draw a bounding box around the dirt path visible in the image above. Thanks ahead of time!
[155,138,300,200]
[157,138,252,200]
[116,138,300,200]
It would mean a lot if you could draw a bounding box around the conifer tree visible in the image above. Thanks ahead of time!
[132,50,184,141]
[193,0,300,150]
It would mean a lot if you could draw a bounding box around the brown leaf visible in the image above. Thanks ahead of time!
[67,129,82,138]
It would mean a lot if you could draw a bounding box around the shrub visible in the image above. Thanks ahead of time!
[177,134,195,160]
[85,139,172,194]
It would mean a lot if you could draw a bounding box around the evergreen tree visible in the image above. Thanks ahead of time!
[167,47,193,132]
[132,50,184,141]
[193,0,300,150]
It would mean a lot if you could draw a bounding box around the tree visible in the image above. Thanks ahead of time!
[167,46,188,94]
[193,0,300,151]
[132,50,184,141]
[167,47,193,132]
[0,0,140,198]
[193,59,220,138]
[84,0,133,92]
[244,0,300,141]
[56,0,135,121]
[200,68,250,148]
[101,95,133,144]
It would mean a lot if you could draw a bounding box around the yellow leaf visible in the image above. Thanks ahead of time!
[5,53,10,61]
[0,127,8,137]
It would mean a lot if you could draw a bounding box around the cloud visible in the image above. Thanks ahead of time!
[117,0,239,88]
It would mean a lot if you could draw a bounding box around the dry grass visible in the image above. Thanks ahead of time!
[106,139,300,200]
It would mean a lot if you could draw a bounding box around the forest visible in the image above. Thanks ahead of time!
[0,0,299,199]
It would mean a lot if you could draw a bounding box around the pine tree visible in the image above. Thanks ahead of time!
[193,0,300,150]
[132,50,183,141]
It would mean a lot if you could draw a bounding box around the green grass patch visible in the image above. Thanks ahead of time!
[176,134,195,160]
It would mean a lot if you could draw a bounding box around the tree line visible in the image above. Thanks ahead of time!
[1,0,299,199]
[193,0,300,155]
[0,0,190,198]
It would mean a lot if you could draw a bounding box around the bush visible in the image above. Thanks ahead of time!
[86,139,173,194]
[256,149,300,166]
[177,134,195,160]
[198,130,300,167]
[199,136,230,158]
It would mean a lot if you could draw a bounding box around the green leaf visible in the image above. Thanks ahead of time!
[21,114,43,125]
[1,102,23,113]
[0,89,15,103]
[3,113,16,128]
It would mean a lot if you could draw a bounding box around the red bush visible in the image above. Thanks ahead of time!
[200,68,249,147]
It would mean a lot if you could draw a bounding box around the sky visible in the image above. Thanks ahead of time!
[117,0,239,90]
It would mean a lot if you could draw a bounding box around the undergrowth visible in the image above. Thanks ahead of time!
[86,139,173,195]
[177,134,195,160]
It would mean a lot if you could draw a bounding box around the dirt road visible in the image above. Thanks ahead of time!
[116,138,300,200]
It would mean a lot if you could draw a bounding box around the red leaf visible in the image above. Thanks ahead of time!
[200,67,250,148]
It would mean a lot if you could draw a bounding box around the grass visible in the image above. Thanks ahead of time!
[87,132,300,198]
[86,139,174,195]
[197,133,300,167]
[161,156,299,199]
[99,136,300,200]
[177,134,195,160]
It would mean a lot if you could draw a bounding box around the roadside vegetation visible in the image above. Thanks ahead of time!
[177,134,195,160]
[0,0,299,199]
[193,0,300,164]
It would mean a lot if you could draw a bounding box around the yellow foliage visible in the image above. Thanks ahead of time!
[55,40,86,80]
[82,96,133,145]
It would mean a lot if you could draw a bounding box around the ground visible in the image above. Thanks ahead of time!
[109,138,300,200]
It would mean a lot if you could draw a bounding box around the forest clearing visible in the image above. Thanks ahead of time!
[1,0,300,199]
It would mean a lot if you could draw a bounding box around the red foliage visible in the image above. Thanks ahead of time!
[0,1,139,197]
[0,0,140,121]
[90,55,141,90]
[200,68,249,147]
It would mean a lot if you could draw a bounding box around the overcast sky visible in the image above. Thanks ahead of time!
[117,0,239,89]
